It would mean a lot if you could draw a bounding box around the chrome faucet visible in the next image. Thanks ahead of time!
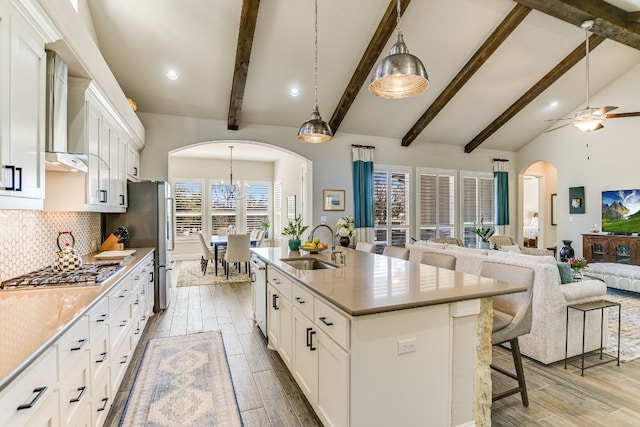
[309,223,335,252]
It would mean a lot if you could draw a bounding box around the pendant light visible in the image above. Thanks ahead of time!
[213,146,246,203]
[297,0,333,143]
[369,0,429,98]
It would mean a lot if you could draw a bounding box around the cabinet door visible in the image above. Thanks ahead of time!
[267,284,280,349]
[317,330,349,427]
[127,144,140,181]
[86,100,102,205]
[292,308,318,403]
[278,295,293,369]
[99,116,112,204]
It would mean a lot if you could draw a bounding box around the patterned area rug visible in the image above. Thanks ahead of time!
[176,260,251,287]
[120,332,242,427]
[604,289,640,362]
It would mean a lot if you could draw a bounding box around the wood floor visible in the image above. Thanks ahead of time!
[105,278,640,426]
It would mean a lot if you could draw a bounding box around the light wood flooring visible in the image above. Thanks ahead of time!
[105,278,640,426]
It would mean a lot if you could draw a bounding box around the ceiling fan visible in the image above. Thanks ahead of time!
[545,20,640,133]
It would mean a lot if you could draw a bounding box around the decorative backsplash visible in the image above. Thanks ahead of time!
[0,210,101,282]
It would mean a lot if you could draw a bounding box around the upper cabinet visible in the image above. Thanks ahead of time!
[127,143,140,182]
[0,0,58,210]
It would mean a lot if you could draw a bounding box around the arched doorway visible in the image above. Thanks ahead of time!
[520,161,558,252]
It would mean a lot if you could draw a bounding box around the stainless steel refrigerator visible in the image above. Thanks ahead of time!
[104,181,175,312]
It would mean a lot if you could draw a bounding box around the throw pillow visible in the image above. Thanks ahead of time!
[557,262,574,284]
[499,244,521,253]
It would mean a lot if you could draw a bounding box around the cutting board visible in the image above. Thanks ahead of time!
[94,250,137,259]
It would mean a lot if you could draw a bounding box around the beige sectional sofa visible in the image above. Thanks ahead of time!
[407,242,608,365]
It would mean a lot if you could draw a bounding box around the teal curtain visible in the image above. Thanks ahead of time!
[493,160,509,226]
[352,146,374,241]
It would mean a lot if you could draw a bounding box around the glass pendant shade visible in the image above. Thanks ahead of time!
[298,106,333,143]
[574,119,603,132]
[369,32,429,99]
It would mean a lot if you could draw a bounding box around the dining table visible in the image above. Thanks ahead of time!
[210,235,259,275]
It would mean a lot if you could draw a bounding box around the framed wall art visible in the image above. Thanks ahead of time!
[323,189,345,211]
[551,193,557,226]
[569,186,585,214]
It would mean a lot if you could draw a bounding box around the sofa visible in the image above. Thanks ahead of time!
[407,242,608,364]
[488,235,554,257]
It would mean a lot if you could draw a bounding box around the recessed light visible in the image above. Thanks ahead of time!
[166,70,178,80]
[548,100,558,108]
[290,88,300,97]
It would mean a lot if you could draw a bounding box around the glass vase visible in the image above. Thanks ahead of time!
[339,236,350,247]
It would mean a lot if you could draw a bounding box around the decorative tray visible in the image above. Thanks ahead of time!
[94,250,137,259]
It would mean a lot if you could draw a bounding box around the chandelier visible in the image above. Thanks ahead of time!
[213,146,246,203]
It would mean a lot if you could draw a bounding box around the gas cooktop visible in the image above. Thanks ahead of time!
[1,262,124,290]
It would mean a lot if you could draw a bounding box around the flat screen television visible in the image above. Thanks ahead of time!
[602,189,640,234]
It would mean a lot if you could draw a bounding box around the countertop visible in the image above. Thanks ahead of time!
[251,246,526,316]
[0,247,155,392]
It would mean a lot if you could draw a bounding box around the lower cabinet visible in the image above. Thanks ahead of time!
[269,272,350,427]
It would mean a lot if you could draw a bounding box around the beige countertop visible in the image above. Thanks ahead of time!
[251,246,526,316]
[0,247,154,392]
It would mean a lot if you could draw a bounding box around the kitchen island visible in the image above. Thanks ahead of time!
[251,246,526,427]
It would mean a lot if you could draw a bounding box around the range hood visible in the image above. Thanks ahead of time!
[45,50,88,173]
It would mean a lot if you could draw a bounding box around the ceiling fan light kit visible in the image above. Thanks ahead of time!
[298,0,333,143]
[369,0,429,99]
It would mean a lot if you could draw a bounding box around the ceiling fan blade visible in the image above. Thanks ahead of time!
[590,122,604,131]
[544,117,573,122]
[544,122,574,133]
[593,106,618,116]
[605,112,640,119]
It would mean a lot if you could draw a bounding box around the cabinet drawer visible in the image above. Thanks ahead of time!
[109,297,132,352]
[111,331,132,389]
[292,282,314,319]
[267,267,291,300]
[57,316,90,376]
[89,327,110,382]
[314,298,350,350]
[0,347,57,426]
[108,276,133,314]
[87,297,109,338]
[59,350,91,427]
[92,373,111,427]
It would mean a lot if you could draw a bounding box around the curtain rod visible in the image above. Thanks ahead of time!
[352,144,375,149]
[493,158,509,162]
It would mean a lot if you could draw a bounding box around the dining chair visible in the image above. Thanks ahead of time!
[198,232,215,275]
[355,241,376,253]
[382,246,410,260]
[250,229,259,240]
[479,261,535,407]
[217,227,228,236]
[224,233,251,279]
[420,252,456,270]
[256,230,265,246]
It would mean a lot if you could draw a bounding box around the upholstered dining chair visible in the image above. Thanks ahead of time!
[420,252,457,270]
[224,233,251,279]
[198,232,215,275]
[382,246,410,260]
[217,227,228,236]
[428,237,464,246]
[250,229,260,240]
[479,261,535,407]
[256,230,265,246]
[355,241,377,253]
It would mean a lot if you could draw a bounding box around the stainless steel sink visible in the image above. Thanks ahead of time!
[280,257,338,270]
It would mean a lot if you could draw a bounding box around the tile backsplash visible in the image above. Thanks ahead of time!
[0,210,101,282]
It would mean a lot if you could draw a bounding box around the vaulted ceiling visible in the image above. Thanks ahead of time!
[85,0,640,154]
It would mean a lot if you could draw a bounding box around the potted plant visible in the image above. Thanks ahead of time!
[261,217,271,238]
[282,214,309,251]
[474,218,494,249]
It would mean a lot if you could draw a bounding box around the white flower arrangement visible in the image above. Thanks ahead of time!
[335,215,355,238]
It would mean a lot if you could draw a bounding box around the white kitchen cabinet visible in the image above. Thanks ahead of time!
[316,329,349,427]
[266,283,280,350]
[292,307,318,402]
[126,143,140,181]
[0,0,50,209]
[267,267,293,369]
[0,346,58,427]
[59,350,91,427]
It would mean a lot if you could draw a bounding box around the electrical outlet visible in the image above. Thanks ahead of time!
[569,216,574,222]
[397,338,416,355]
[321,215,327,224]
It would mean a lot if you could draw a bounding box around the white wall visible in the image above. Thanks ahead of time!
[138,112,515,238]
[517,62,640,257]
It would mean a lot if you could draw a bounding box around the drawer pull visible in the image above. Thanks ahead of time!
[318,316,334,326]
[135,328,140,335]
[272,294,279,310]
[306,327,313,347]
[97,397,109,412]
[309,330,317,351]
[141,315,146,321]
[69,386,86,403]
[96,314,108,323]
[96,352,108,363]
[71,338,88,351]
[17,386,47,410]
[119,320,128,328]
[134,299,140,306]
[120,355,128,364]
[117,289,129,298]
[295,297,305,304]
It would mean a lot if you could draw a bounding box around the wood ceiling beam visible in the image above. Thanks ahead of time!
[328,0,412,134]
[401,4,531,147]
[464,34,605,153]
[228,0,260,131]
[514,0,640,50]
[629,11,640,23]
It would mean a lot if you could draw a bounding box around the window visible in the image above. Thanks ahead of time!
[210,184,237,232]
[174,181,203,237]
[416,168,456,241]
[461,171,494,247]
[246,183,270,233]
[374,167,410,250]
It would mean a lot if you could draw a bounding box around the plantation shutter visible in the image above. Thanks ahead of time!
[246,183,270,232]
[174,181,203,237]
